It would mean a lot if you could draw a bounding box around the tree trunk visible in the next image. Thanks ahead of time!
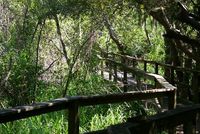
[164,37,172,82]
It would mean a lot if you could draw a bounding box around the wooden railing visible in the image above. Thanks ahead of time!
[100,52,200,101]
[87,104,200,134]
[0,56,176,134]
[99,54,175,92]
[128,104,200,134]
[0,89,175,134]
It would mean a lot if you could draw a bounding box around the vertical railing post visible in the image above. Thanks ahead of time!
[132,59,136,78]
[154,63,159,88]
[183,121,196,134]
[68,102,79,134]
[154,79,161,89]
[112,55,117,82]
[123,58,128,92]
[164,65,171,82]
[114,63,117,82]
[109,61,112,80]
[144,61,147,82]
[168,89,176,110]
[106,53,112,80]
[136,76,141,90]
[101,60,104,77]
[144,61,147,72]
[170,68,175,85]
[155,63,159,74]
[192,72,199,103]
[100,52,104,77]
[167,89,177,134]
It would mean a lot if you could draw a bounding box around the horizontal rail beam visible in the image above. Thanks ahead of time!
[100,57,176,90]
[128,104,200,133]
[76,89,175,106]
[0,89,175,124]
[104,52,200,73]
[87,104,200,134]
[0,98,71,123]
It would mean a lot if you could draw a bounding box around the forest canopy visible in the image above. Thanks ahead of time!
[1,0,200,104]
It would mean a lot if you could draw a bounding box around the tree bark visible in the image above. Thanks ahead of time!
[54,14,70,65]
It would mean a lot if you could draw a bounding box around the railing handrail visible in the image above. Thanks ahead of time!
[87,104,200,134]
[103,52,200,74]
[0,89,176,134]
[129,104,200,133]
[0,88,174,123]
[99,57,176,90]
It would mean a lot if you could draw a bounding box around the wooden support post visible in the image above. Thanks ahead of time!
[114,64,117,82]
[101,60,104,77]
[143,61,147,82]
[144,61,147,72]
[180,71,190,100]
[183,113,197,134]
[154,80,159,90]
[112,55,117,82]
[170,68,175,85]
[109,62,112,80]
[132,59,136,78]
[100,51,104,77]
[123,59,128,92]
[155,63,158,74]
[68,102,79,134]
[164,66,171,82]
[167,89,176,134]
[123,69,128,92]
[183,121,195,134]
[136,76,141,90]
[168,89,176,110]
[167,89,177,134]
[191,72,199,103]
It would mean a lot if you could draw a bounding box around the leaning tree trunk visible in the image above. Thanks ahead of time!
[164,37,172,82]
[191,4,200,103]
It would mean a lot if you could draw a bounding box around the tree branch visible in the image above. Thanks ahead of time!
[177,2,200,31]
[164,29,200,48]
[173,40,200,62]
[62,32,94,97]
[149,7,172,30]
[104,16,125,55]
[38,59,59,75]
[148,5,200,62]
[144,17,151,46]
[54,14,70,65]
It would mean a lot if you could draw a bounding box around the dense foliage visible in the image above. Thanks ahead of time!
[0,0,165,105]
[0,0,199,133]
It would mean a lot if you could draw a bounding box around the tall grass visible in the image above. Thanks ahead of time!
[0,111,68,134]
[0,74,156,134]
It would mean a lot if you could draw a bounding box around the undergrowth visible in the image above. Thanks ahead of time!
[0,74,156,134]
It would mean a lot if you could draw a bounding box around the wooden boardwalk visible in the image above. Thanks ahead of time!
[98,67,200,134]
[99,70,153,91]
[87,105,200,134]
[0,53,199,134]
